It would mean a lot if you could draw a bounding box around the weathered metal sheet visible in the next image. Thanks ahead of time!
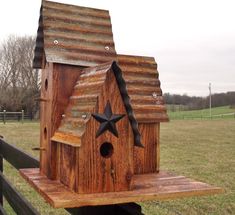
[33,1,116,68]
[117,54,169,123]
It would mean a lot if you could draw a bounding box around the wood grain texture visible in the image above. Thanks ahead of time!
[20,168,223,208]
[40,62,53,177]
[77,69,134,194]
[59,144,78,191]
[134,124,159,174]
[40,63,82,179]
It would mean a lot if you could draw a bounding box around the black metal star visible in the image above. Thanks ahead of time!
[92,101,125,138]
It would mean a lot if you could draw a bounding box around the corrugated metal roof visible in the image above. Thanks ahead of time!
[117,54,169,123]
[51,61,143,147]
[33,0,117,68]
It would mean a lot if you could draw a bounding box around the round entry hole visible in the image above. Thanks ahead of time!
[44,127,47,139]
[100,142,113,158]
[45,79,48,91]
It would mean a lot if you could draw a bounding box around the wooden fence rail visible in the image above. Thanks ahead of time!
[0,111,25,124]
[0,139,143,215]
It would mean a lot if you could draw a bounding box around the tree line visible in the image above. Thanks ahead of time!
[0,35,234,117]
[0,35,40,119]
[164,91,235,111]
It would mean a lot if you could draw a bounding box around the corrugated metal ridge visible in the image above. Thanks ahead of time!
[118,54,157,67]
[43,21,113,35]
[33,0,117,68]
[43,0,110,18]
[44,31,114,45]
[43,8,111,25]
[45,50,116,67]
[117,54,169,123]
[33,6,44,68]
[44,41,116,55]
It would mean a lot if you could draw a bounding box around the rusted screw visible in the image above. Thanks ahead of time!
[104,46,110,51]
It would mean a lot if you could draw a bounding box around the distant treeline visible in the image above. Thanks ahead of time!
[164,91,235,110]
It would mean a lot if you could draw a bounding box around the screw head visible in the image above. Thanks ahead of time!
[152,92,158,98]
[104,46,110,51]
[82,114,87,120]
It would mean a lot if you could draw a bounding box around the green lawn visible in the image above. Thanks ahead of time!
[168,105,235,119]
[0,120,234,214]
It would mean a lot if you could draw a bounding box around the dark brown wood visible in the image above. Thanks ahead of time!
[20,168,223,208]
[0,172,39,215]
[0,154,3,206]
[0,139,39,170]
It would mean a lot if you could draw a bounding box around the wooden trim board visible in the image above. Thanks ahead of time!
[20,168,223,208]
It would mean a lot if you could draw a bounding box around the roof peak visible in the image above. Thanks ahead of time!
[33,1,116,69]
[43,0,109,13]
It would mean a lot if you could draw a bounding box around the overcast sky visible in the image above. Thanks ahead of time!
[0,0,234,96]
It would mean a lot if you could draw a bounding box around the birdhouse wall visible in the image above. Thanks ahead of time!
[40,63,82,179]
[58,143,78,191]
[78,70,134,194]
[57,69,134,194]
[134,123,160,174]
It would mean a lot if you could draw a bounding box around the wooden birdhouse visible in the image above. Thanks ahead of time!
[20,0,222,208]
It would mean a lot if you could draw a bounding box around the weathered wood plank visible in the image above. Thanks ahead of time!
[20,168,223,208]
[134,124,159,174]
[0,154,3,206]
[0,139,39,169]
[0,172,39,215]
[76,68,134,194]
[0,204,7,215]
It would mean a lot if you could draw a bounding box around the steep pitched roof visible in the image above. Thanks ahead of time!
[33,0,116,68]
[51,61,142,147]
[118,54,169,123]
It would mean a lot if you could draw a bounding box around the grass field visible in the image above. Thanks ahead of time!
[0,120,234,214]
[168,105,235,119]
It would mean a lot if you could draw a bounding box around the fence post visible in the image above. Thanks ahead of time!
[0,140,3,206]
[21,110,24,124]
[3,110,6,124]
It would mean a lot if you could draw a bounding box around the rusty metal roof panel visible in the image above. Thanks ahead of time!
[33,0,117,68]
[117,54,169,123]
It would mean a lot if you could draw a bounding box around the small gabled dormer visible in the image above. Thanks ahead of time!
[51,62,142,193]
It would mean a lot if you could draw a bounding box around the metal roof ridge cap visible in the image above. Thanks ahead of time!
[111,61,143,148]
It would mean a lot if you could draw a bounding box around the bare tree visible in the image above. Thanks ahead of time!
[0,35,40,118]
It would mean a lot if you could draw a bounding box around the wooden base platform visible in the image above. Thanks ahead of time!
[19,168,223,208]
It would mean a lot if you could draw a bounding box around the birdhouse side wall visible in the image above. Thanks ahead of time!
[77,70,134,194]
[134,123,160,174]
[40,63,82,180]
[59,143,79,191]
[40,63,53,177]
